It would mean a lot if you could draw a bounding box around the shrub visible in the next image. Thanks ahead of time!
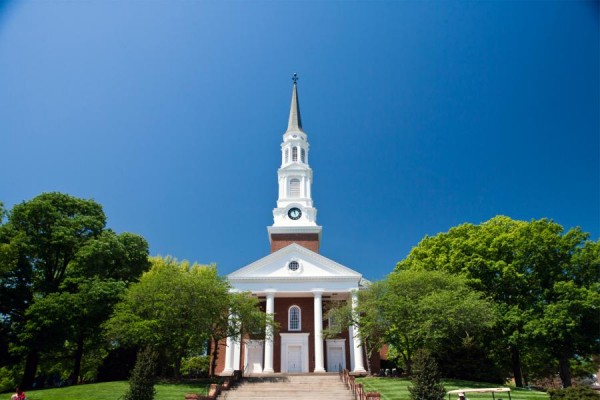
[548,386,599,400]
[123,347,158,400]
[409,349,446,400]
[181,356,210,379]
[0,366,18,393]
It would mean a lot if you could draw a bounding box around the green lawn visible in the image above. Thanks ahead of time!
[5,381,209,400]
[5,377,550,400]
[357,377,550,400]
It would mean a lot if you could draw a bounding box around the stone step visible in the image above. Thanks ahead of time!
[218,374,354,400]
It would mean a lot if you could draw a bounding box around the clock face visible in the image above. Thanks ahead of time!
[288,207,302,220]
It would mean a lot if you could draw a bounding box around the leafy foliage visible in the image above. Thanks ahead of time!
[396,216,599,387]
[123,347,158,400]
[180,356,210,379]
[104,256,271,377]
[548,386,600,400]
[408,349,446,400]
[0,192,150,388]
[377,270,497,374]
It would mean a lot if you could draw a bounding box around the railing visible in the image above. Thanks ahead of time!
[184,369,243,400]
[339,369,381,400]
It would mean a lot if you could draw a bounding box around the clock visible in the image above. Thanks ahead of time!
[288,207,302,220]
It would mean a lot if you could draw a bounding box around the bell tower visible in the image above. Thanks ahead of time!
[268,74,322,253]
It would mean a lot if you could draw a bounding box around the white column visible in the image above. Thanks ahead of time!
[348,326,355,371]
[313,290,326,372]
[351,291,367,373]
[233,335,241,371]
[223,313,234,374]
[263,291,275,373]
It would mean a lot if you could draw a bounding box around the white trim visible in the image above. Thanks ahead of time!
[228,243,361,279]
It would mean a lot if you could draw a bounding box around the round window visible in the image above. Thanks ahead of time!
[288,261,300,271]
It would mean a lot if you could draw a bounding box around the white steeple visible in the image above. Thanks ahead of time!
[268,75,322,250]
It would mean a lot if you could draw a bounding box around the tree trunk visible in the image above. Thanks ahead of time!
[558,353,572,388]
[21,350,39,389]
[511,345,523,388]
[363,340,372,375]
[71,336,84,384]
[210,337,220,378]
[174,353,182,379]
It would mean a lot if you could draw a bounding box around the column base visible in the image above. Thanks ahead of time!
[314,368,326,373]
[220,369,234,376]
[352,368,367,374]
[262,368,275,374]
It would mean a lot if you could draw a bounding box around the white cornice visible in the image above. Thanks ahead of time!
[228,243,362,279]
[268,226,322,236]
[229,276,360,282]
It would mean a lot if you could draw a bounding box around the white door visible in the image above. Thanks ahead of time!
[287,345,302,373]
[246,346,263,374]
[327,347,344,372]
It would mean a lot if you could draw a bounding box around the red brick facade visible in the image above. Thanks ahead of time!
[270,233,320,253]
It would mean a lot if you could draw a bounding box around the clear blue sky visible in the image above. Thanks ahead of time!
[0,1,598,280]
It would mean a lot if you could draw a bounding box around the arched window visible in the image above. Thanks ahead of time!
[285,148,289,163]
[292,147,298,162]
[289,306,301,331]
[301,148,305,163]
[289,179,300,197]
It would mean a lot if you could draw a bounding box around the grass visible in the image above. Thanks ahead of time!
[6,381,209,400]
[357,377,550,400]
[5,377,551,400]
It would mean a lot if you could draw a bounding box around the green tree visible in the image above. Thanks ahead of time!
[324,288,387,375]
[408,349,446,400]
[396,216,599,387]
[378,270,497,374]
[105,256,270,378]
[123,346,158,400]
[0,192,149,388]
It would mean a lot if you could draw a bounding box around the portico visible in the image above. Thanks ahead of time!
[222,244,368,375]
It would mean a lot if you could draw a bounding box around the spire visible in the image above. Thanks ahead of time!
[286,73,304,133]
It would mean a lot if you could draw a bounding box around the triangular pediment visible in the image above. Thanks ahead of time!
[228,243,362,281]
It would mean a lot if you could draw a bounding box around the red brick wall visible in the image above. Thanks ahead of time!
[369,348,381,374]
[214,339,227,375]
[273,297,316,372]
[270,233,320,253]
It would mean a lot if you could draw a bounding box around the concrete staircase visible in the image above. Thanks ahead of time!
[218,374,354,400]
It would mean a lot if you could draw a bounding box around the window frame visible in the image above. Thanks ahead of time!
[288,305,301,331]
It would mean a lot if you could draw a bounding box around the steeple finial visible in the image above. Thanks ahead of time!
[286,73,303,133]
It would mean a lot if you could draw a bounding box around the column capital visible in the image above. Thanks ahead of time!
[312,289,324,296]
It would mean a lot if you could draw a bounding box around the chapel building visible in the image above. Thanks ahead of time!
[217,77,374,375]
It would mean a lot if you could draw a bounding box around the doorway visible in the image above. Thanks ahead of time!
[280,333,309,373]
[287,345,302,373]
[327,347,344,372]
[244,340,264,374]
[326,339,346,372]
